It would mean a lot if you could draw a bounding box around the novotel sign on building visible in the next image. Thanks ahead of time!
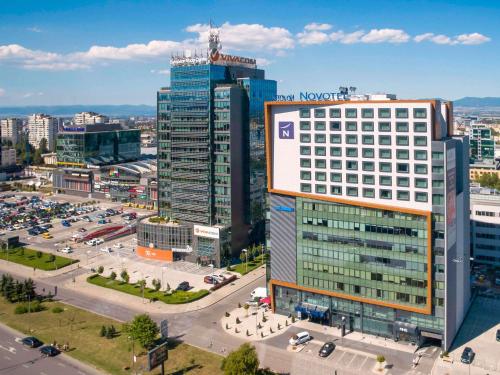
[275,92,349,102]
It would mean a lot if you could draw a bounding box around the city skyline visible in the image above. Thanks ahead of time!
[0,0,499,106]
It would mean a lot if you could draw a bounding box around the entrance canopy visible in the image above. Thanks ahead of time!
[295,302,329,319]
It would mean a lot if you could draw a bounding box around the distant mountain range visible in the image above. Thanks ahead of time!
[454,97,500,107]
[1,97,500,117]
[0,105,156,117]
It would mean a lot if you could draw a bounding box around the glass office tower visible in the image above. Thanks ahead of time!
[137,33,277,267]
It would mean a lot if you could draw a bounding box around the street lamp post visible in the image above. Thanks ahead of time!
[242,249,248,274]
[209,264,214,283]
[261,244,264,265]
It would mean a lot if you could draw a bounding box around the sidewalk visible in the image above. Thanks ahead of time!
[0,258,266,314]
[294,319,418,354]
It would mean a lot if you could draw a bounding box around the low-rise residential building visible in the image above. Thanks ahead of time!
[73,112,109,125]
[1,148,16,167]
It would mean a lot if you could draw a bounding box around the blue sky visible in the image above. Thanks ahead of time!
[0,0,498,106]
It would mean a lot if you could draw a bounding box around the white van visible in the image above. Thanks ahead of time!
[250,287,268,300]
[289,331,311,346]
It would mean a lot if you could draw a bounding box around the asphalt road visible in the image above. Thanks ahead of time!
[0,323,102,375]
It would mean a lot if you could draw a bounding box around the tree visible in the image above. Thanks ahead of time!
[36,251,42,259]
[221,343,260,375]
[38,138,49,154]
[120,269,129,283]
[152,278,161,292]
[110,271,117,280]
[48,254,55,263]
[123,314,159,349]
[97,266,104,274]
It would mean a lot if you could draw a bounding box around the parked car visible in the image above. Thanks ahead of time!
[113,243,123,249]
[21,336,43,348]
[460,347,475,364]
[100,247,112,253]
[61,220,71,227]
[318,342,335,357]
[204,275,218,284]
[176,281,190,291]
[496,329,500,342]
[82,216,92,222]
[61,247,72,254]
[97,219,107,225]
[213,274,226,283]
[40,345,60,357]
[289,331,311,346]
[95,238,104,245]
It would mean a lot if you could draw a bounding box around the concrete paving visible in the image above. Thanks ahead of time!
[432,296,500,375]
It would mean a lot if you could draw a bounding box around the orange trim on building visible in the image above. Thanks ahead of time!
[136,245,173,262]
[270,188,430,216]
[264,99,434,316]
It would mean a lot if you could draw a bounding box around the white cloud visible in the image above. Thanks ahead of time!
[150,69,170,75]
[304,23,332,31]
[23,62,89,71]
[297,30,330,45]
[360,29,410,44]
[22,92,43,98]
[75,40,182,61]
[414,32,491,45]
[0,88,5,97]
[332,30,366,44]
[186,22,295,51]
[27,27,42,33]
[256,57,272,66]
[456,33,491,45]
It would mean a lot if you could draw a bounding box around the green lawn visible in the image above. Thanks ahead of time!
[231,254,267,275]
[0,297,223,375]
[0,247,77,271]
[87,275,210,304]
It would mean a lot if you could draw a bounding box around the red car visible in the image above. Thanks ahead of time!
[203,276,218,284]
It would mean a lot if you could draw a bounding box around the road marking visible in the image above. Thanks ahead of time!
[3,355,11,360]
[58,362,66,367]
[22,364,30,368]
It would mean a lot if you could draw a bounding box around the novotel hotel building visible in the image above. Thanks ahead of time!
[266,94,470,349]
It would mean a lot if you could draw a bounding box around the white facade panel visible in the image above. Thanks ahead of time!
[270,102,434,211]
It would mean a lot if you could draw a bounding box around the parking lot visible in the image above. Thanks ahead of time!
[288,339,377,375]
[0,192,227,292]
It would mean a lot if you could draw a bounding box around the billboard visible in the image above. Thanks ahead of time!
[193,225,219,239]
[446,148,457,246]
[147,342,168,371]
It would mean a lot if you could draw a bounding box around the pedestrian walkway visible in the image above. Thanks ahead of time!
[294,319,418,354]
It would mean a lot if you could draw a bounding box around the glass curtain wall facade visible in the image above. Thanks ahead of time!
[168,64,227,224]
[56,130,140,167]
[157,88,172,217]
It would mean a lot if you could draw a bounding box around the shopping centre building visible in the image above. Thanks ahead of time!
[266,95,470,349]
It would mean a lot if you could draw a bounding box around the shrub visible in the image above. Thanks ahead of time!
[97,266,104,274]
[30,301,43,312]
[14,305,28,314]
[52,306,64,313]
[110,272,117,280]
[36,251,42,259]
[48,254,55,262]
[291,316,296,323]
[376,355,386,363]
[100,325,106,337]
